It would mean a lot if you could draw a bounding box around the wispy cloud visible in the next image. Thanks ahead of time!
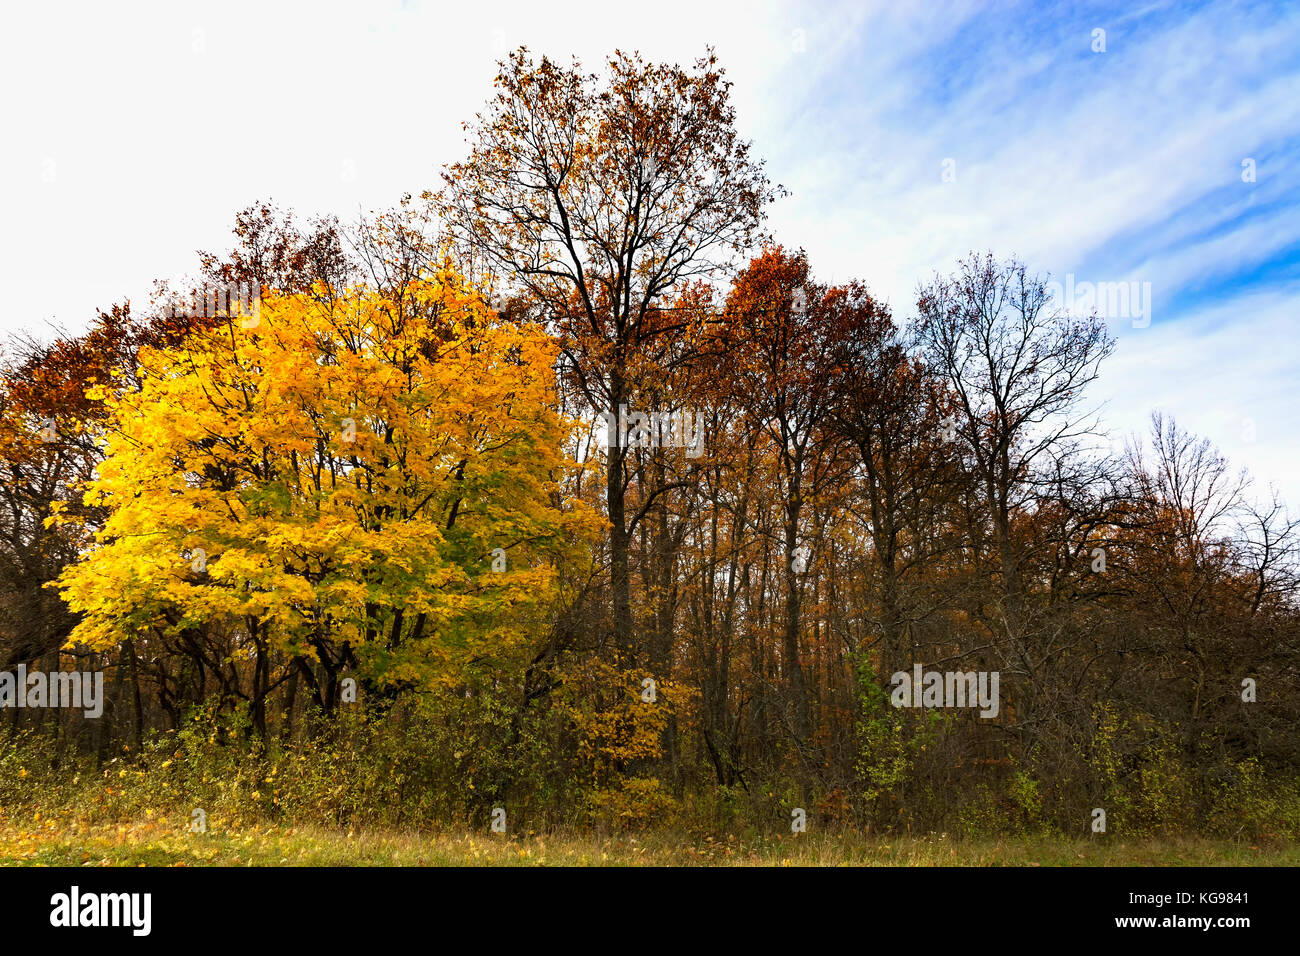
[1,0,1295,500]
[757,0,1300,504]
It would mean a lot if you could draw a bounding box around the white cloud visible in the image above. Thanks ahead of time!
[0,0,1295,502]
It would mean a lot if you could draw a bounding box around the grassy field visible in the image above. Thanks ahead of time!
[1,814,1295,866]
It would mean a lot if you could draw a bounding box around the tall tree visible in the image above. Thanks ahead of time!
[55,275,599,732]
[913,252,1115,753]
[718,247,843,751]
[824,285,958,678]
[437,47,779,660]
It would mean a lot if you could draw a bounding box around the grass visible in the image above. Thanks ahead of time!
[1,812,1295,867]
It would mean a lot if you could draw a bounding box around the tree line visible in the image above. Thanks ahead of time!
[3,49,1297,835]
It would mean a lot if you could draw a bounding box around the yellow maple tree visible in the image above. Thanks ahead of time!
[55,269,601,701]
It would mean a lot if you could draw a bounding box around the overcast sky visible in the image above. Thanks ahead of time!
[2,0,1297,504]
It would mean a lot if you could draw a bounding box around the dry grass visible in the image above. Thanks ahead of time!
[1,811,1295,867]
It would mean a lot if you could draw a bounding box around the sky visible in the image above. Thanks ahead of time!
[1,0,1297,504]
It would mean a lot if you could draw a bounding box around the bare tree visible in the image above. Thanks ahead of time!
[913,253,1115,750]
[437,48,779,659]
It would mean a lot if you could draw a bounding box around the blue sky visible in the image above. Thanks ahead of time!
[1,0,1296,503]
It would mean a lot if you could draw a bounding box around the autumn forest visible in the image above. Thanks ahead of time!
[3,49,1298,853]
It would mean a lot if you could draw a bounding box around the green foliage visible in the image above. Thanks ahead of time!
[852,656,923,823]
[1007,770,1043,830]
[1208,758,1300,842]
[1088,704,1197,835]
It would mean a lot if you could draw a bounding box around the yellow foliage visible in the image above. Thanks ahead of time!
[55,271,602,690]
